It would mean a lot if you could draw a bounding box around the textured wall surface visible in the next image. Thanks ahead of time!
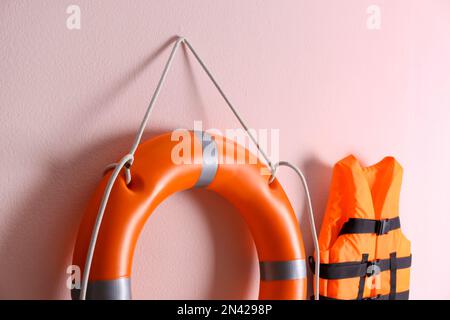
[1,0,449,299]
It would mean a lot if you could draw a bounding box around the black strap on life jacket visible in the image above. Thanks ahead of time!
[318,290,410,300]
[308,254,411,280]
[309,254,411,300]
[389,252,398,300]
[357,254,369,300]
[339,217,401,236]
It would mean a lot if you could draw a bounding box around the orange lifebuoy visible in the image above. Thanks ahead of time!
[72,131,307,300]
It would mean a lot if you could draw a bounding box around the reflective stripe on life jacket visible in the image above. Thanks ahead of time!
[311,155,411,300]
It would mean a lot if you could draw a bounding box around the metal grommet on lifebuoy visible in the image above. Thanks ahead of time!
[71,131,307,300]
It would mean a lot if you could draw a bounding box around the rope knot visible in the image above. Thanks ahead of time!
[103,154,134,185]
[268,162,280,184]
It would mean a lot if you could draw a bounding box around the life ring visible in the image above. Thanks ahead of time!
[71,131,307,300]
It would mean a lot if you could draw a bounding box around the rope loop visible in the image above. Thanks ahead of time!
[103,155,134,185]
[268,162,280,184]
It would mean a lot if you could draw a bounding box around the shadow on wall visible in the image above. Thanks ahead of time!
[77,35,212,129]
[0,137,333,299]
[0,33,333,299]
[74,36,180,126]
[0,129,258,299]
[299,156,333,294]
[132,187,258,300]
[0,131,153,299]
[0,36,181,299]
[0,36,259,299]
[192,189,258,300]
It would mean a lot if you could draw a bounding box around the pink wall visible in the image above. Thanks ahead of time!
[1,1,449,300]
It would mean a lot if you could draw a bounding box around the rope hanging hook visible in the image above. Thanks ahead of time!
[103,155,134,185]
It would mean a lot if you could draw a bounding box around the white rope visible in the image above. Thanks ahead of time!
[182,40,275,173]
[79,36,319,300]
[79,153,133,300]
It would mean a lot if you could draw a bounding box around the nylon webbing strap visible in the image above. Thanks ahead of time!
[389,252,398,300]
[357,254,369,300]
[309,255,411,280]
[339,217,401,236]
[318,290,409,300]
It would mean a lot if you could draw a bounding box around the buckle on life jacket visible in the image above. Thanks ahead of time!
[376,219,390,235]
[366,261,381,277]
[363,294,381,300]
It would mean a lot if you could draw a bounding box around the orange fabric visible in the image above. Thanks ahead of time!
[72,132,307,299]
[315,155,411,299]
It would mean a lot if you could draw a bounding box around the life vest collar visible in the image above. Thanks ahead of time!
[338,155,403,219]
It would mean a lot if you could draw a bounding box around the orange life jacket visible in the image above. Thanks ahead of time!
[311,155,411,300]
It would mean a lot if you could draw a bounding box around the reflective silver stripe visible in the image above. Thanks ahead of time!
[71,278,131,300]
[259,259,307,281]
[194,131,218,187]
